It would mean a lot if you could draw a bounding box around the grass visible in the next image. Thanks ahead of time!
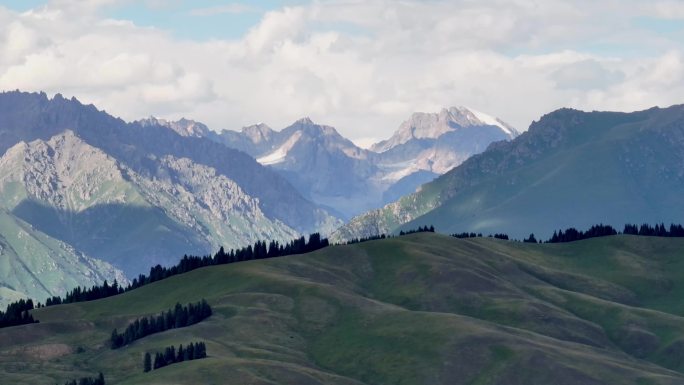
[1,233,684,384]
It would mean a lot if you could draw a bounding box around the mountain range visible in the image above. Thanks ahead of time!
[333,105,684,241]
[3,90,684,385]
[182,106,518,218]
[0,91,517,306]
[0,91,340,305]
[6,89,684,311]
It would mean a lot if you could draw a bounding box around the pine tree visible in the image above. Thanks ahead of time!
[153,352,162,369]
[164,346,176,364]
[143,352,151,373]
[177,344,185,362]
[197,342,207,358]
[187,343,195,360]
[110,329,121,349]
[523,233,537,243]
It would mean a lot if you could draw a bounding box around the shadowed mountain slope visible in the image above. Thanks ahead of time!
[0,91,340,305]
[333,105,684,241]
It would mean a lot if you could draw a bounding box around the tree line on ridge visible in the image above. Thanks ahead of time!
[3,223,684,331]
[110,300,212,349]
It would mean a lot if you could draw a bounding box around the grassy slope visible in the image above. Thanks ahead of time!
[401,126,684,239]
[335,107,684,242]
[1,234,684,384]
[0,210,125,308]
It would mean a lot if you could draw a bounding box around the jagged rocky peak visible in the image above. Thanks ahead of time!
[287,117,322,132]
[371,106,518,153]
[138,116,211,138]
[285,117,346,139]
[0,91,122,156]
[240,123,275,144]
[254,116,369,167]
[293,116,314,125]
[0,130,128,212]
[0,91,103,117]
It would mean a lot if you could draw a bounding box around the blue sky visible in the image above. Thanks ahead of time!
[4,1,681,52]
[109,1,290,40]
[5,0,681,52]
[4,0,306,39]
[0,0,683,143]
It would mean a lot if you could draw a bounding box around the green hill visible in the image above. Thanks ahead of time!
[0,209,126,308]
[332,105,684,241]
[2,233,684,384]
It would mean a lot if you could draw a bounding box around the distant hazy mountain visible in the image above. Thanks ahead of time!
[139,117,211,138]
[212,117,379,217]
[371,107,519,194]
[371,106,518,154]
[0,91,341,304]
[333,105,684,241]
[204,107,517,218]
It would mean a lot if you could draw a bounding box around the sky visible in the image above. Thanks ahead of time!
[0,0,683,147]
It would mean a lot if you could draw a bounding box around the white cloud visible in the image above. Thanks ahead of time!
[650,1,684,19]
[351,136,380,149]
[551,60,625,90]
[0,0,683,143]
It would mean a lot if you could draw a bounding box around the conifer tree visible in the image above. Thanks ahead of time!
[177,344,185,363]
[187,343,195,360]
[153,353,163,369]
[524,233,537,243]
[143,352,151,373]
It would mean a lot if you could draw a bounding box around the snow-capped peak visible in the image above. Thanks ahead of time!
[371,106,517,153]
[465,108,519,137]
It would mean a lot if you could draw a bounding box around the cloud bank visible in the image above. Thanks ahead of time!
[0,0,683,144]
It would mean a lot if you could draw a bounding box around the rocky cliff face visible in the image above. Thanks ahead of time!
[0,130,304,274]
[138,117,211,138]
[0,91,342,305]
[209,108,517,218]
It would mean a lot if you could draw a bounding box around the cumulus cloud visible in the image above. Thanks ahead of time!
[649,1,684,19]
[0,0,682,142]
[551,60,625,90]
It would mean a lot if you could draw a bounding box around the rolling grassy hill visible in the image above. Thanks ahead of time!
[2,233,684,384]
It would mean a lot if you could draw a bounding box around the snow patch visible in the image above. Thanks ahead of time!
[467,108,517,137]
[256,131,303,165]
